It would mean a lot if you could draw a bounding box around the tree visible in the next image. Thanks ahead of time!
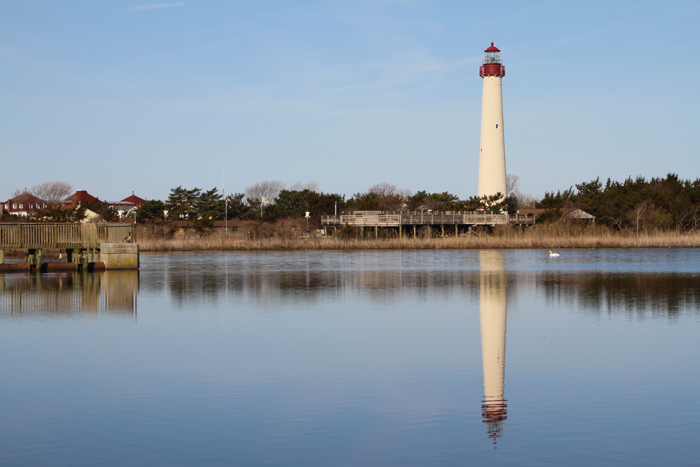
[505,174,519,197]
[226,193,256,220]
[83,199,119,222]
[198,188,224,220]
[245,181,286,205]
[289,181,319,192]
[274,189,310,218]
[166,186,202,220]
[136,200,167,222]
[30,181,73,204]
[31,205,86,223]
[346,183,411,211]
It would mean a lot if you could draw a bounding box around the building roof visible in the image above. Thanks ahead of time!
[516,208,596,220]
[108,201,136,208]
[121,194,146,206]
[563,208,596,220]
[7,192,48,205]
[4,192,48,213]
[516,209,546,217]
[65,190,97,205]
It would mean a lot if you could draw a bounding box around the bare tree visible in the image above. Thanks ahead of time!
[289,181,319,192]
[516,193,539,209]
[30,181,73,204]
[632,200,651,237]
[368,182,412,199]
[245,180,286,203]
[505,174,520,197]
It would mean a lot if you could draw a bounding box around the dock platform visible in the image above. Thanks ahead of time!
[0,223,138,271]
[321,211,535,237]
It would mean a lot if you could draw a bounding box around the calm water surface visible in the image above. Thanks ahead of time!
[1,249,699,466]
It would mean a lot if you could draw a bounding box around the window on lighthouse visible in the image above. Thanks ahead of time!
[496,124,499,129]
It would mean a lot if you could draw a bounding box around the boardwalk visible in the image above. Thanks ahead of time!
[321,211,535,237]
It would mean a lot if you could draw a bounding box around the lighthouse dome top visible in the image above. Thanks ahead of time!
[483,42,502,67]
[480,42,505,77]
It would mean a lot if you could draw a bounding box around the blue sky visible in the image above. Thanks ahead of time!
[1,1,698,202]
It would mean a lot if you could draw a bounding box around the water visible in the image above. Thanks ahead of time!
[1,249,699,466]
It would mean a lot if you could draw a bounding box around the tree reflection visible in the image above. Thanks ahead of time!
[537,272,700,319]
[139,253,700,322]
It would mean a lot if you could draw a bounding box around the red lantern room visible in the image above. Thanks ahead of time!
[479,43,505,77]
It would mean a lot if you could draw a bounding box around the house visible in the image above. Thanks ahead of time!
[108,194,147,219]
[108,201,138,219]
[121,194,146,206]
[64,190,98,207]
[516,208,546,218]
[3,192,49,217]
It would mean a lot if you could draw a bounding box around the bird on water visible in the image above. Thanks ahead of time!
[549,250,560,257]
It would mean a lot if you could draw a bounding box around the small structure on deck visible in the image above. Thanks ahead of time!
[0,223,138,272]
[517,208,596,224]
[561,208,596,224]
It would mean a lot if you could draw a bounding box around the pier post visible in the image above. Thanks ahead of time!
[413,225,416,238]
[26,249,43,272]
[399,225,402,238]
[0,249,4,264]
[441,225,445,237]
[375,225,378,238]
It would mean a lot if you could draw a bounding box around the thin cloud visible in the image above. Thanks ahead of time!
[130,2,184,12]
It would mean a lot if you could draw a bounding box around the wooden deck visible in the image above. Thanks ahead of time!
[0,223,136,271]
[321,211,535,227]
[0,223,133,249]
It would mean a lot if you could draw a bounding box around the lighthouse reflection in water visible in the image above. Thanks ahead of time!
[479,250,508,448]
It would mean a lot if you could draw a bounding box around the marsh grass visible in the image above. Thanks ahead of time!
[135,224,700,252]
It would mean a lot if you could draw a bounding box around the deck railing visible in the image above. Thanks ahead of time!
[321,211,534,226]
[0,223,133,249]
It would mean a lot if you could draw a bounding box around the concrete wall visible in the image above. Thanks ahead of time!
[99,243,139,270]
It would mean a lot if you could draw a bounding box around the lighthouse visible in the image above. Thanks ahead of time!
[478,43,507,202]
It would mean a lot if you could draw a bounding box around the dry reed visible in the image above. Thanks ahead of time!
[135,224,700,252]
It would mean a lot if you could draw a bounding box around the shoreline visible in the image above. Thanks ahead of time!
[134,230,700,252]
[4,228,699,256]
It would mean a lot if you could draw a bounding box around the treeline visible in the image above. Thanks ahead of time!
[135,182,509,230]
[537,173,700,232]
[11,173,695,235]
[136,173,700,234]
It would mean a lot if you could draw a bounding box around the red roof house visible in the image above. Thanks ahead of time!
[65,190,98,207]
[3,192,49,216]
[121,194,146,206]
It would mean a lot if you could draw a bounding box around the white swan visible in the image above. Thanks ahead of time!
[549,250,560,257]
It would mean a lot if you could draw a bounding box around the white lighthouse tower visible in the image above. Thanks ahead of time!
[478,43,507,202]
